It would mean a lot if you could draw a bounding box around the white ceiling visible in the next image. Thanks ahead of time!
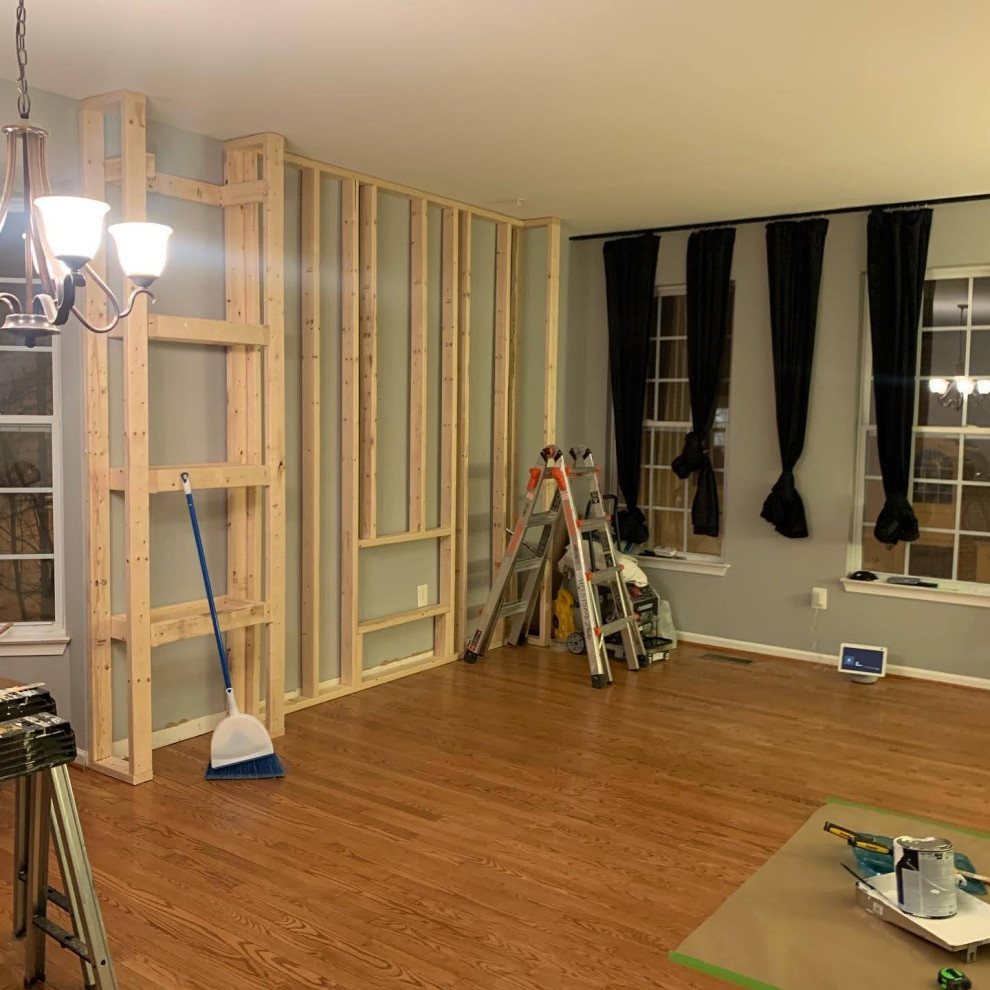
[14,0,990,233]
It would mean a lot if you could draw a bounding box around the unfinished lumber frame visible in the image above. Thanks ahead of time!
[408,198,428,532]
[81,94,562,779]
[434,208,459,659]
[491,223,513,647]
[80,91,285,784]
[300,169,321,700]
[536,219,561,645]
[454,213,472,649]
[288,153,549,711]
[289,150,563,701]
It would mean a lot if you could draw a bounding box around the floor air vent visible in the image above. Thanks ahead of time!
[700,652,755,666]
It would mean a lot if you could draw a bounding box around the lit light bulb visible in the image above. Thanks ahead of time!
[108,222,173,287]
[33,196,110,270]
[977,379,990,395]
[956,376,976,396]
[928,378,950,396]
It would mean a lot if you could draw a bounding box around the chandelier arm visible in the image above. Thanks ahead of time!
[0,292,20,313]
[116,286,155,321]
[69,303,119,336]
[83,263,122,320]
[69,287,156,334]
[25,132,57,298]
[0,134,16,240]
[67,262,123,333]
[35,129,51,195]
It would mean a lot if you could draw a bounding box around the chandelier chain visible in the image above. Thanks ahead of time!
[15,0,29,119]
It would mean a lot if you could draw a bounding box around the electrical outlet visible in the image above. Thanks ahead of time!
[811,587,828,610]
[417,584,429,607]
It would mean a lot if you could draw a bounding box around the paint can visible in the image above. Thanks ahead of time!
[893,836,957,919]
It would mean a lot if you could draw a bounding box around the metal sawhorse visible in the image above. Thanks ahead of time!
[12,764,117,988]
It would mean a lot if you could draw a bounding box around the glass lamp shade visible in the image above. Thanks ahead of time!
[928,378,950,396]
[33,196,110,270]
[977,379,990,396]
[108,222,173,287]
[955,376,976,396]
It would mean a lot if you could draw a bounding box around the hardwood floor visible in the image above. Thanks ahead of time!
[2,642,990,989]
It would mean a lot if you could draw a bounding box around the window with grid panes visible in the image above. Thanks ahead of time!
[0,211,60,626]
[858,270,990,585]
[635,286,731,557]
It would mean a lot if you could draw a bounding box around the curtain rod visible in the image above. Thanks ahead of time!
[569,190,990,242]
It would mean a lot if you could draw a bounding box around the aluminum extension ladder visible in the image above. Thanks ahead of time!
[464,444,647,688]
[13,764,118,988]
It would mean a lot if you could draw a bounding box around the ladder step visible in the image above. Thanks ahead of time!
[589,567,621,585]
[499,600,529,618]
[578,517,609,532]
[527,511,558,527]
[568,466,597,476]
[598,615,638,637]
[514,554,543,573]
[46,886,71,913]
[32,916,90,961]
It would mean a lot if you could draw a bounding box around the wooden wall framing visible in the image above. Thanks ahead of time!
[80,92,562,778]
[80,91,284,785]
[288,153,562,713]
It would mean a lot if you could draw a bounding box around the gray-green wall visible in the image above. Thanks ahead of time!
[565,204,990,678]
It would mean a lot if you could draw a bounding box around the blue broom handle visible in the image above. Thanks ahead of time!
[181,473,232,693]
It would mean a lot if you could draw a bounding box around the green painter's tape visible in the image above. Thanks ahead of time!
[668,951,784,990]
[826,796,990,842]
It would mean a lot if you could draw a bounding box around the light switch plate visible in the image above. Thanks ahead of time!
[417,584,429,607]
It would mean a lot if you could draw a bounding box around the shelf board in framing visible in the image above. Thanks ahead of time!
[110,595,270,647]
[357,603,448,635]
[107,315,270,345]
[109,463,269,493]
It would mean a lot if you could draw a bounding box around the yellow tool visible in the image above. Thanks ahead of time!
[553,587,576,642]
[823,821,893,855]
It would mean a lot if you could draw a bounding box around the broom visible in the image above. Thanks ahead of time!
[181,473,285,780]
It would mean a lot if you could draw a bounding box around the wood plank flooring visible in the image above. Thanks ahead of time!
[2,642,990,989]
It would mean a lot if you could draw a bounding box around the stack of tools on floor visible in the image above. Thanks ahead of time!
[1,683,119,988]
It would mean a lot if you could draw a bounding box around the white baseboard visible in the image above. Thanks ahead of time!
[677,630,990,692]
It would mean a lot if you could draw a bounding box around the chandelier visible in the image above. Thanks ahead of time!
[0,0,172,347]
[927,303,990,409]
[928,375,990,408]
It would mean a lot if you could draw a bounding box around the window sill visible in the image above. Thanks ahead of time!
[636,555,730,577]
[841,577,990,609]
[0,632,70,657]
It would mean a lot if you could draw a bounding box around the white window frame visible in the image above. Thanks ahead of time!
[608,282,732,576]
[847,264,990,607]
[0,264,68,655]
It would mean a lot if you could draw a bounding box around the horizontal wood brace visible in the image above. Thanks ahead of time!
[358,527,452,548]
[103,158,267,207]
[110,595,270,647]
[109,463,270,494]
[147,314,270,346]
[357,603,449,635]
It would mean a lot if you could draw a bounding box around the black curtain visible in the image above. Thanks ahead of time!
[603,234,660,538]
[672,227,735,537]
[866,208,932,546]
[760,218,829,538]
